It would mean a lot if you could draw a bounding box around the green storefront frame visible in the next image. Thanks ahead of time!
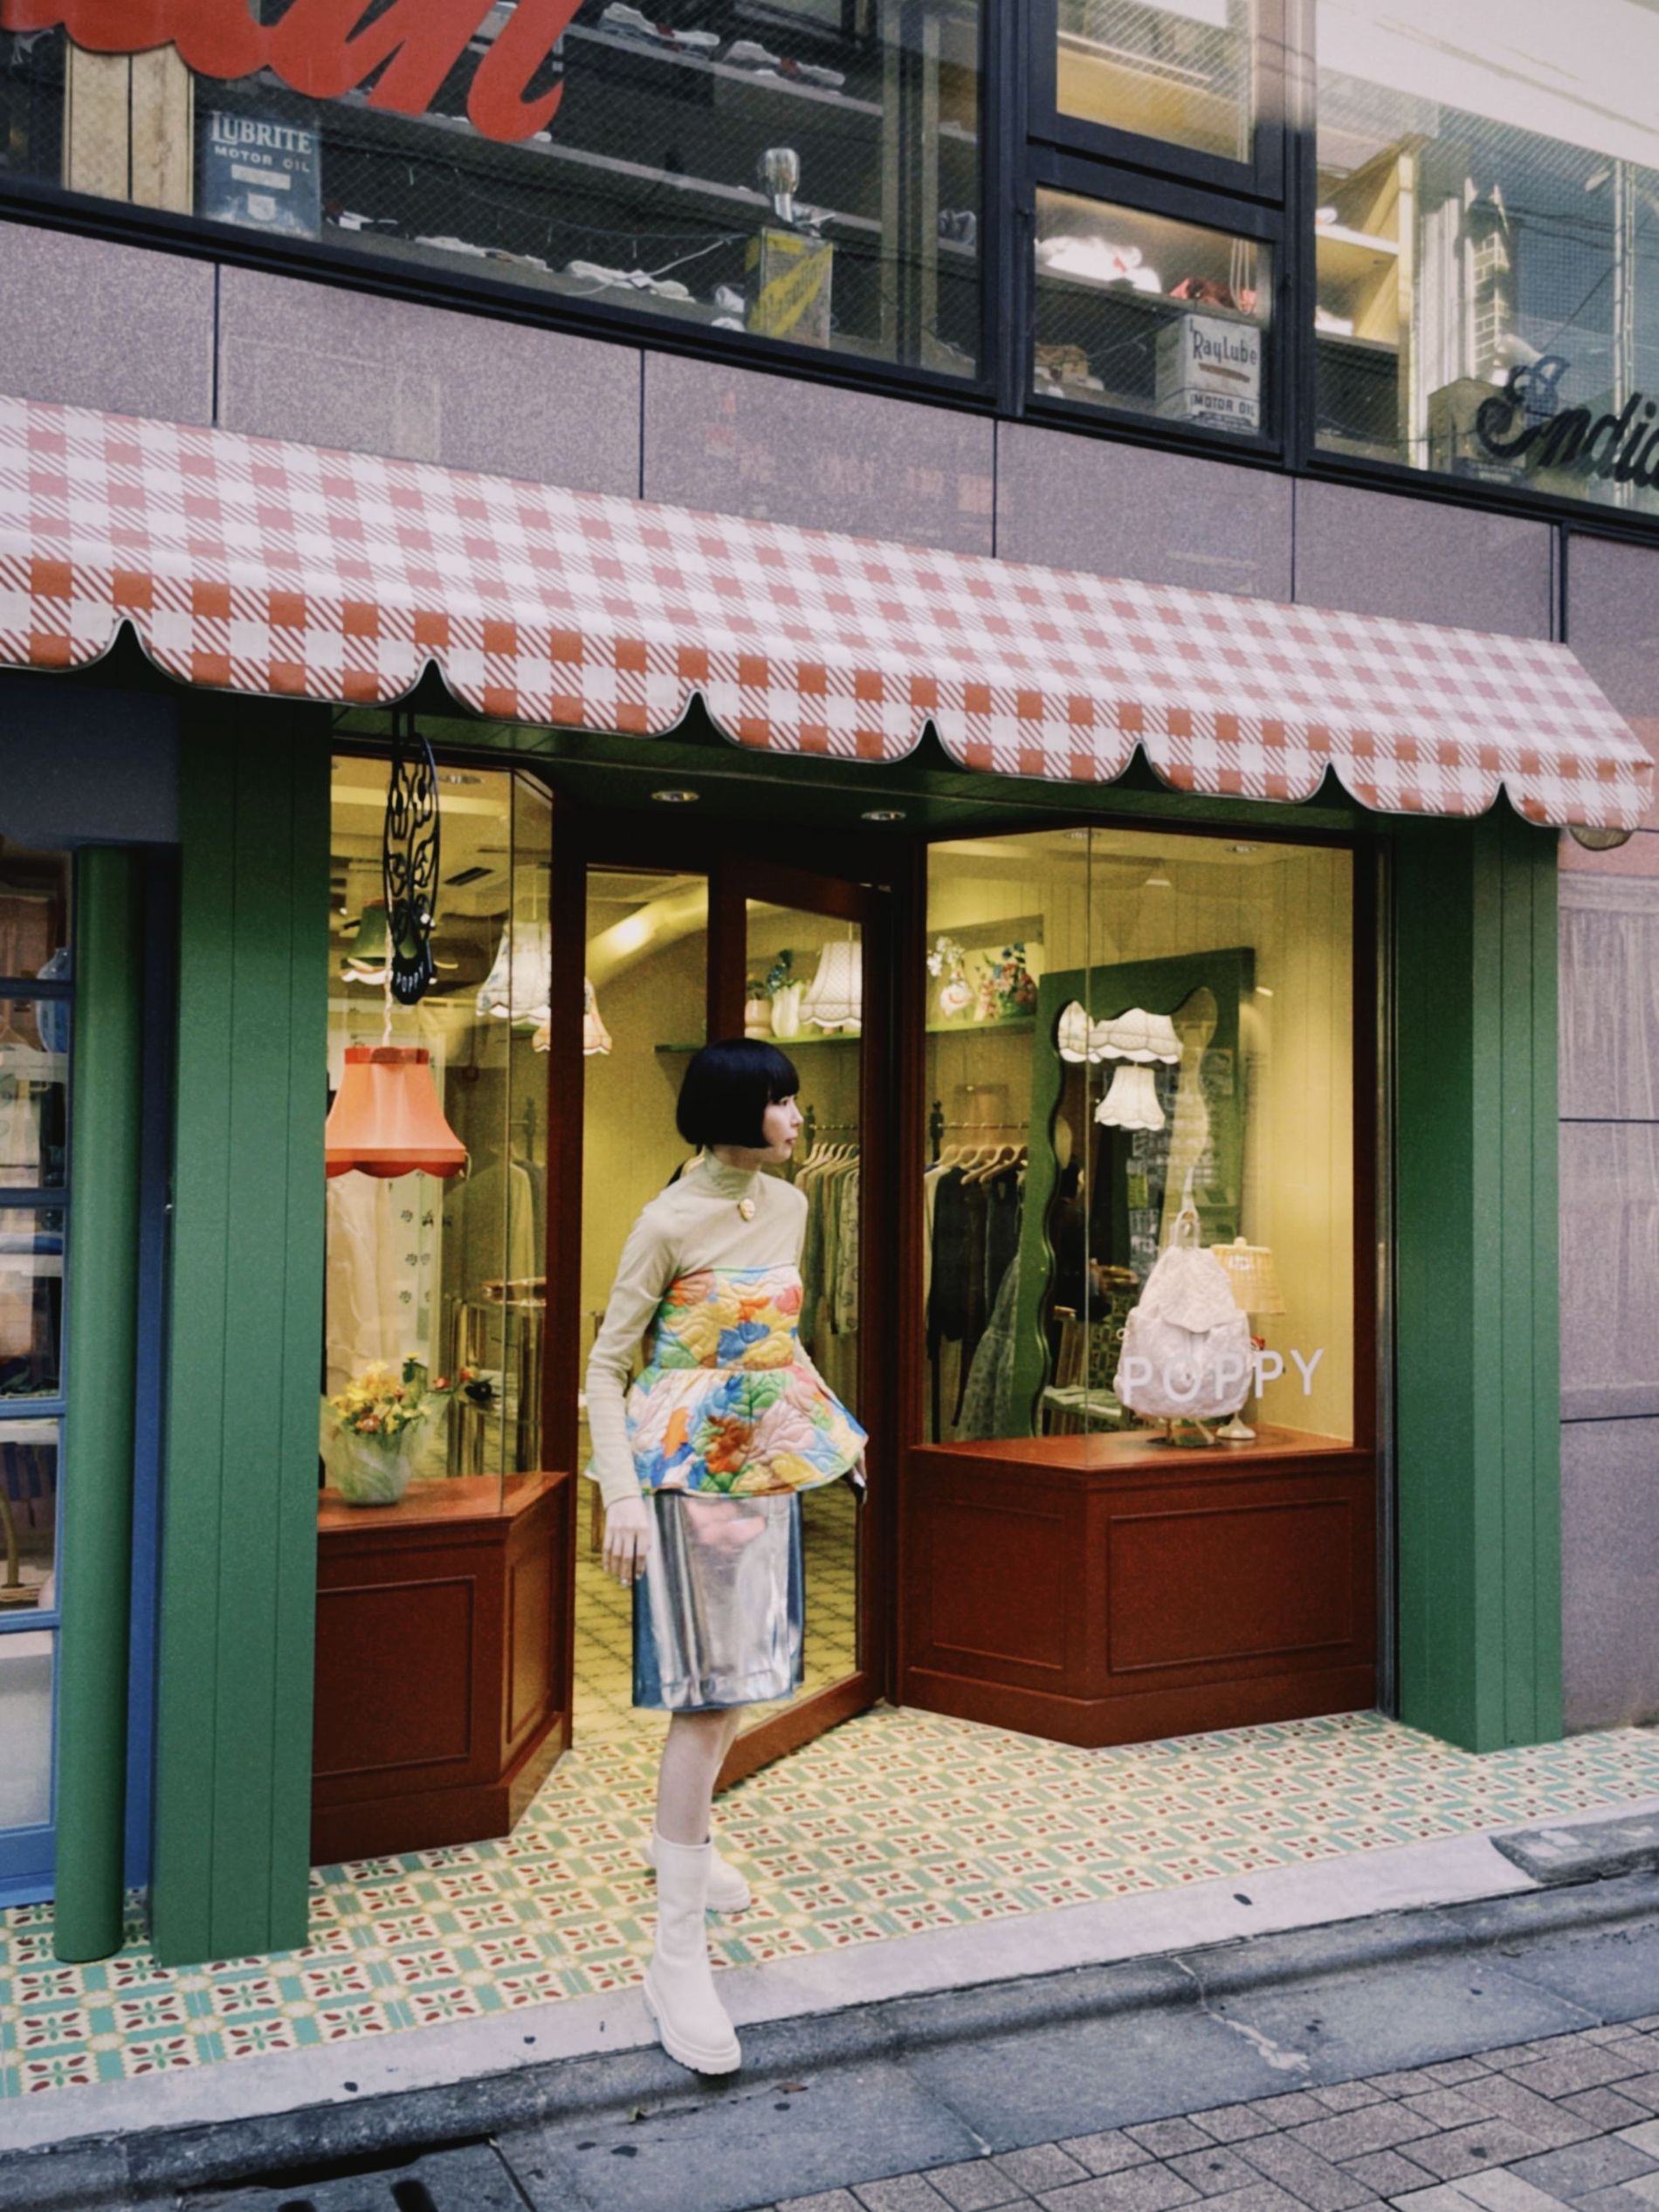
[95,708,1559,1968]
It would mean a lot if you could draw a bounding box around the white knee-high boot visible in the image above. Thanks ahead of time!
[645,1827,752,1913]
[642,1833,741,2076]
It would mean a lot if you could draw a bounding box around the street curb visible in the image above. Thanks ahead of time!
[10,1864,1659,2210]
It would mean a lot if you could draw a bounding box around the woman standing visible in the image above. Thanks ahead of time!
[587,1039,866,2076]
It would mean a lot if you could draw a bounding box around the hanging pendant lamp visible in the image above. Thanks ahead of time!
[325,1046,467,1179]
[1095,1062,1167,1131]
[582,976,613,1055]
[343,897,389,983]
[800,939,863,1032]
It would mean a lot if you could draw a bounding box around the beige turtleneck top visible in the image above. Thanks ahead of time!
[585,1153,809,1510]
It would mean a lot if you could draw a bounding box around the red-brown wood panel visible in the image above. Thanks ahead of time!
[901,1443,1375,1748]
[312,1476,566,1863]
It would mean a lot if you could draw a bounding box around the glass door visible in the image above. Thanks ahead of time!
[712,861,888,1783]
[0,840,72,1905]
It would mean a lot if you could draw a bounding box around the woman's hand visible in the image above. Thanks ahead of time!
[603,1495,653,1587]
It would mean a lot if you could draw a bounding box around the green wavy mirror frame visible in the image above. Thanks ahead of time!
[1009,946,1256,1440]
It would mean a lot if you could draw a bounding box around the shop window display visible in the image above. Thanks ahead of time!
[924,825,1354,1457]
[1055,0,1257,167]
[1032,186,1270,435]
[323,758,554,1516]
[0,0,981,379]
[1316,0,1659,514]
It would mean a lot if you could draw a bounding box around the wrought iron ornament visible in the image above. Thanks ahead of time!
[382,711,441,1006]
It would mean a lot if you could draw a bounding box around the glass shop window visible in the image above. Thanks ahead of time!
[323,756,554,1521]
[1316,0,1659,516]
[922,826,1355,1457]
[0,3,981,381]
[1033,188,1270,436]
[1055,0,1257,167]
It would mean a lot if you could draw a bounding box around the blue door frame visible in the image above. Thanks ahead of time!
[0,851,169,1913]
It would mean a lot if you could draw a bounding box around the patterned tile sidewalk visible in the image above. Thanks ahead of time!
[7,1707,1659,2102]
[755,2015,1659,2212]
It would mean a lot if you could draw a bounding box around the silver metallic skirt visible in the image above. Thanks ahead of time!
[632,1491,804,1713]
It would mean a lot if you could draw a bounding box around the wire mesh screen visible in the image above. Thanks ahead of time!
[0,0,981,379]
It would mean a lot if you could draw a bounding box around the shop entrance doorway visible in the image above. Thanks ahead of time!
[572,841,891,1783]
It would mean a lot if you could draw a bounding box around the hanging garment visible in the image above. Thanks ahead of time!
[984,1174,1022,1310]
[958,1258,1022,1440]
[324,1172,442,1396]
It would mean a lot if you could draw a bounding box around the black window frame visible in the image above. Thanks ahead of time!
[1022,145,1288,460]
[14,3,1659,547]
[1025,0,1290,207]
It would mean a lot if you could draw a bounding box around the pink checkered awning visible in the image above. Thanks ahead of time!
[0,395,1649,829]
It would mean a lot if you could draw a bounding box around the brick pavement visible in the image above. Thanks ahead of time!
[753,2019,1659,2212]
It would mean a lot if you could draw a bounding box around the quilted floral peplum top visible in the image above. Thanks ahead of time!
[623,1265,866,1496]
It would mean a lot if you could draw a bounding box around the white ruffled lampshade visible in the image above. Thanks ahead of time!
[582,975,612,1055]
[1094,1062,1166,1130]
[800,939,863,1032]
[1098,1007,1181,1063]
[477,919,552,1027]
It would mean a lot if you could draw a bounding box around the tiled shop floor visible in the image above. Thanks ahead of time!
[9,1700,1659,2100]
[574,1481,861,1744]
[755,2017,1659,2212]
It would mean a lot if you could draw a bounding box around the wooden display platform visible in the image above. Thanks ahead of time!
[312,1472,570,1865]
[900,1435,1376,1748]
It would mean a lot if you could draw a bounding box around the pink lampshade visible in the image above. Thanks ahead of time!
[325,1046,467,1179]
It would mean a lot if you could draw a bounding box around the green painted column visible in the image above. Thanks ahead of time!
[150,705,330,1968]
[53,848,146,1962]
[1394,806,1562,1752]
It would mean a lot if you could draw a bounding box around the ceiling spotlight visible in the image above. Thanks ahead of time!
[1144,870,1173,890]
[1230,843,1256,855]
[438,771,482,787]
[862,808,907,823]
[651,787,700,805]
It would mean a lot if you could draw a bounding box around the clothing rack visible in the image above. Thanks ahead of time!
[802,1104,859,1153]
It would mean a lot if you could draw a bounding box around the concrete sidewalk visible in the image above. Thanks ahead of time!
[10,1809,1659,2211]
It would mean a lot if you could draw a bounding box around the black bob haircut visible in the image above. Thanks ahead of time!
[676,1038,800,1150]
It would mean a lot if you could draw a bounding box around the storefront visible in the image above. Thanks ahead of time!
[0,380,1644,1975]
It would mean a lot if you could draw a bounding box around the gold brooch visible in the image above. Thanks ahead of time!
[738,1197,757,1220]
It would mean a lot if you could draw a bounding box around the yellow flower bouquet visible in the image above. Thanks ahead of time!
[326,1357,476,1506]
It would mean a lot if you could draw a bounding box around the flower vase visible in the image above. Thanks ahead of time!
[744,993,772,1039]
[334,1431,419,1508]
[770,982,803,1040]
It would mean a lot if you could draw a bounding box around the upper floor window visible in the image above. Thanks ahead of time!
[0,1,982,381]
[1315,0,1659,517]
[1055,0,1256,168]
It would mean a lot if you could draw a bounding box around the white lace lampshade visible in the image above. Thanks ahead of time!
[800,939,863,1032]
[1098,1007,1181,1063]
[582,975,613,1055]
[1057,1001,1093,1061]
[1094,1062,1166,1130]
[1209,1236,1284,1442]
[477,919,552,1026]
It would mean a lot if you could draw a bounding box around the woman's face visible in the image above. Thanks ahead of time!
[760,1094,802,1162]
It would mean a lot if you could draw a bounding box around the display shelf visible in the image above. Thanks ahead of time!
[1313,223,1399,285]
[1036,264,1261,325]
[1316,329,1399,356]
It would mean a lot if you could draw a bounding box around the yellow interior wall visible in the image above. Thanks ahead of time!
[926,830,1355,1443]
[580,924,707,1331]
